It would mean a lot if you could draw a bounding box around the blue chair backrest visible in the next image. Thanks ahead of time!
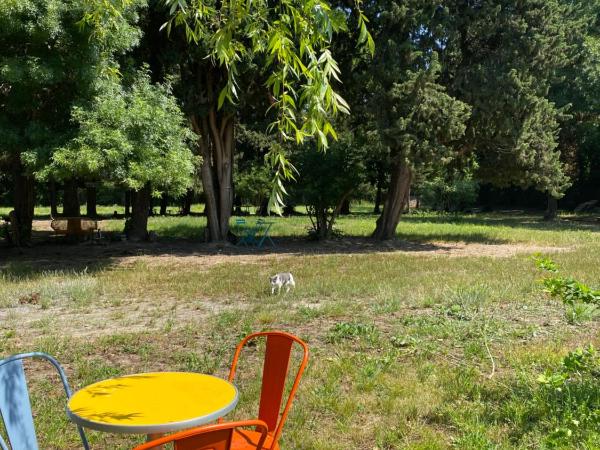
[0,353,89,450]
[0,358,37,450]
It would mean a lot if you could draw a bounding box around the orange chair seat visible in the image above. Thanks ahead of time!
[231,429,279,450]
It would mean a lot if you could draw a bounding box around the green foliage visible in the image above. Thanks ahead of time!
[535,256,600,323]
[159,0,373,213]
[533,254,560,273]
[542,277,600,307]
[535,345,600,446]
[376,52,471,169]
[161,0,362,142]
[442,0,592,197]
[45,70,197,196]
[327,322,378,344]
[420,173,479,212]
[0,0,142,168]
[293,132,367,238]
[234,165,271,208]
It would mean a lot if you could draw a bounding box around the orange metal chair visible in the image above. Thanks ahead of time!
[225,331,309,450]
[132,420,268,450]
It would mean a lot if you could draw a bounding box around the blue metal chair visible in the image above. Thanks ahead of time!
[0,352,89,450]
[235,218,258,246]
[255,219,275,248]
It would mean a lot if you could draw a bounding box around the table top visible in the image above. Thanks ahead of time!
[67,372,238,434]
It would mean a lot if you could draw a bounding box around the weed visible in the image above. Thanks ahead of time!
[326,322,379,344]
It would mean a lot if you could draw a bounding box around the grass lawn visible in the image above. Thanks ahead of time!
[1,207,599,449]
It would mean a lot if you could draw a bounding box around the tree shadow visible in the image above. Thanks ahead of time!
[3,211,588,280]
[0,234,510,281]
[400,213,600,233]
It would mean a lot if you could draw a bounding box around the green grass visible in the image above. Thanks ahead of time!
[1,207,599,449]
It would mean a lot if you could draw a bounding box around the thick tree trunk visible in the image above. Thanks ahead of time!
[124,190,131,217]
[373,160,412,240]
[127,184,151,241]
[49,181,58,217]
[544,194,558,221]
[86,185,97,217]
[63,179,80,217]
[160,193,168,216]
[12,157,35,246]
[191,100,234,241]
[316,209,328,239]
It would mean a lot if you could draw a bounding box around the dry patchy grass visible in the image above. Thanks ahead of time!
[0,211,599,449]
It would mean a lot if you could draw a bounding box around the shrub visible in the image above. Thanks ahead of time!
[234,165,272,210]
[293,135,367,239]
[419,174,479,212]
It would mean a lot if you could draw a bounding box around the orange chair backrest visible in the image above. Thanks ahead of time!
[228,331,309,446]
[132,420,268,450]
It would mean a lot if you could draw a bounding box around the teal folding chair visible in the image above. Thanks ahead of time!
[255,219,275,248]
[0,352,89,450]
[235,218,259,246]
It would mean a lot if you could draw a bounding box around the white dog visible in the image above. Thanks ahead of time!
[270,272,295,294]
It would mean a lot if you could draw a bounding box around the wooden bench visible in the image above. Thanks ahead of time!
[50,217,100,239]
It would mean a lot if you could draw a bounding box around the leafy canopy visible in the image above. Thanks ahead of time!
[164,0,372,212]
[0,0,137,167]
[45,70,197,196]
[163,0,371,142]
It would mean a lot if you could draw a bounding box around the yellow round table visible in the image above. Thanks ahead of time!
[67,372,238,435]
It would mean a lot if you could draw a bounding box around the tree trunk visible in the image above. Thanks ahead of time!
[181,189,193,215]
[127,184,151,241]
[374,169,384,214]
[325,190,353,238]
[12,157,35,246]
[544,194,558,221]
[404,185,411,213]
[373,159,412,240]
[124,190,131,217]
[63,179,80,217]
[190,96,234,242]
[316,209,328,239]
[340,199,351,215]
[258,197,269,216]
[86,185,97,217]
[49,181,58,217]
[233,195,242,215]
[283,204,296,216]
[160,193,168,216]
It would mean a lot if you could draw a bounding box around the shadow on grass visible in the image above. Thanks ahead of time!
[395,231,506,244]
[0,233,499,281]
[400,213,600,233]
[5,211,590,280]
